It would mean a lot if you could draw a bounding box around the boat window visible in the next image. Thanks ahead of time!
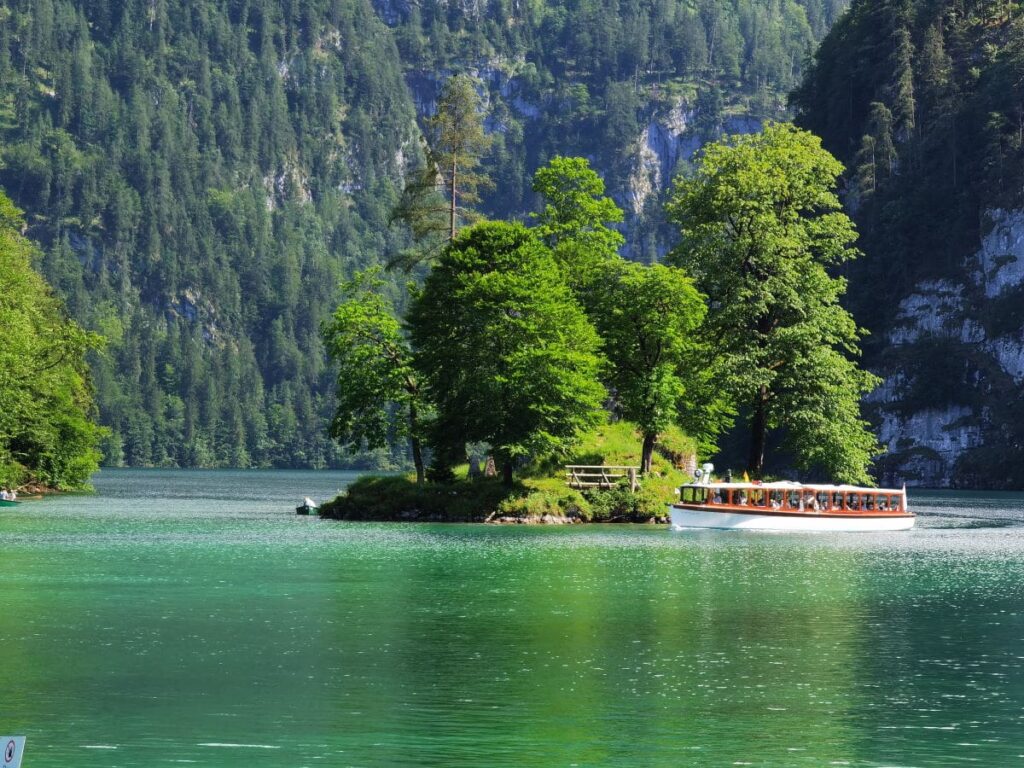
[787,491,800,508]
[831,492,844,510]
[846,493,861,511]
[682,487,708,503]
[770,491,783,509]
[816,491,830,510]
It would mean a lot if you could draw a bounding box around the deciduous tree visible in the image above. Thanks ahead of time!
[593,261,706,473]
[666,123,881,483]
[0,192,104,489]
[409,222,605,485]
[322,269,426,482]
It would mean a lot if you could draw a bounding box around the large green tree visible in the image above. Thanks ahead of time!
[322,270,426,483]
[593,261,707,474]
[666,123,880,483]
[409,221,606,485]
[0,193,103,489]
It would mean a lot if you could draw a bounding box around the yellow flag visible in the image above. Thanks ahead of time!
[742,471,750,483]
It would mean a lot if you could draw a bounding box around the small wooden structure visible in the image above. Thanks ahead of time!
[565,465,640,492]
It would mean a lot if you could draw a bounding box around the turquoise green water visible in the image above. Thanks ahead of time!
[1,470,1023,766]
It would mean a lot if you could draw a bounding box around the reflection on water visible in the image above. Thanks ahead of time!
[0,470,1023,766]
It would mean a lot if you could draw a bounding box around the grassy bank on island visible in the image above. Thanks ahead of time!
[319,421,695,523]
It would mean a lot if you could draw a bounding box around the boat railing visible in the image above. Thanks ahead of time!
[565,465,640,492]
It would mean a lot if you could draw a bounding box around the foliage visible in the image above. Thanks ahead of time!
[794,1,1024,486]
[592,261,708,473]
[391,74,492,269]
[409,221,606,484]
[320,417,691,522]
[667,123,880,483]
[0,0,418,470]
[583,482,666,522]
[322,269,426,482]
[0,0,848,470]
[0,192,103,489]
[531,155,624,300]
[532,156,624,252]
[320,473,516,521]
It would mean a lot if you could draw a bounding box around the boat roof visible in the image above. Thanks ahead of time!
[683,481,906,494]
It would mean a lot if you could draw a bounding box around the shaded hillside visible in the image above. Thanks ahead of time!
[0,0,418,468]
[0,0,845,468]
[793,0,1024,487]
[386,0,849,259]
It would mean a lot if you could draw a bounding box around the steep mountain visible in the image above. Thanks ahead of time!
[793,0,1024,487]
[384,0,849,259]
[0,0,419,468]
[0,0,845,468]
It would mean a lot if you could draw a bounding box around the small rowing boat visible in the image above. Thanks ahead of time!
[296,497,319,516]
[0,499,21,508]
[669,478,913,532]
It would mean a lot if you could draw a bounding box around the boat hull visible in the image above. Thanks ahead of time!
[0,500,20,507]
[668,505,915,532]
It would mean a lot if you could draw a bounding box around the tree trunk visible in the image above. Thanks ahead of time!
[640,431,656,474]
[502,458,514,487]
[408,403,424,484]
[449,156,458,240]
[747,385,768,478]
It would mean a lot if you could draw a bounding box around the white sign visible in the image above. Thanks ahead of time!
[1,737,24,768]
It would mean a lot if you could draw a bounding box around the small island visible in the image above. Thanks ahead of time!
[319,103,881,523]
[320,421,694,523]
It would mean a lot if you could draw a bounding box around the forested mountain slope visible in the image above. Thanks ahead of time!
[385,0,848,258]
[0,0,844,468]
[794,0,1024,487]
[0,0,418,468]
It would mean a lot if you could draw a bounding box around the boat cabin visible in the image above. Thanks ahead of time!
[677,481,909,516]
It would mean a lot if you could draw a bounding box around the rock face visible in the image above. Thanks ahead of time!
[872,209,1024,487]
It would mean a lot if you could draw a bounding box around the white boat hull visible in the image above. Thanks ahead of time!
[668,506,915,532]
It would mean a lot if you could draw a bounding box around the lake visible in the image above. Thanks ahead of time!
[1,469,1023,766]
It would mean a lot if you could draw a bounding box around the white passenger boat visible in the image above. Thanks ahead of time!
[669,479,913,532]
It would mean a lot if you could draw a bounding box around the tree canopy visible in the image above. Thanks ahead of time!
[593,261,707,474]
[0,192,104,489]
[667,123,880,483]
[322,269,426,483]
[391,74,492,270]
[408,221,606,484]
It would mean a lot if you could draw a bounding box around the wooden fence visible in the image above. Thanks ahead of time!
[565,465,640,492]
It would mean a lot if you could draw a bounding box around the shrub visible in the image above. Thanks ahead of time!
[584,480,666,521]
[496,488,592,520]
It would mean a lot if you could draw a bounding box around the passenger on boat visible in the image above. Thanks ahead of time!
[712,491,723,504]
[771,498,781,510]
[0,489,7,500]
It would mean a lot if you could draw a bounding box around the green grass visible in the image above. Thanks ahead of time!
[319,419,696,523]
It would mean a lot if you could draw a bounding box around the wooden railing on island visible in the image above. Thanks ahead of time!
[565,465,640,492]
